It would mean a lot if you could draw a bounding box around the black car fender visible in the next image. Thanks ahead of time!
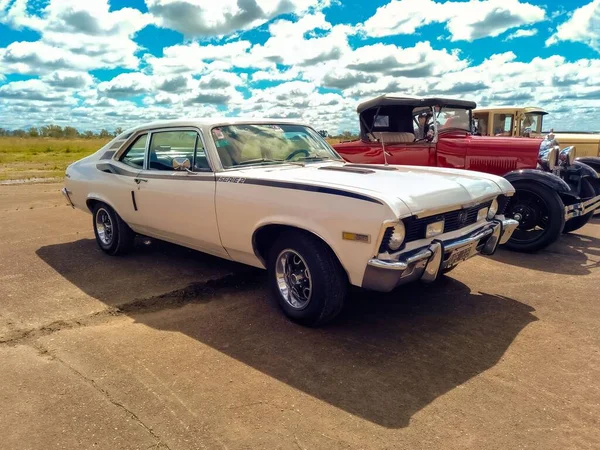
[575,157,600,175]
[504,169,579,205]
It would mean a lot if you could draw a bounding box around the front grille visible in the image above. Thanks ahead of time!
[404,200,493,243]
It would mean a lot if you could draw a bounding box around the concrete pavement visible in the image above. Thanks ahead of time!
[1,183,599,449]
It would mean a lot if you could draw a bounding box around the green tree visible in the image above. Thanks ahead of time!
[12,129,27,137]
[114,127,123,136]
[28,127,39,137]
[83,130,96,139]
[63,126,79,138]
[99,129,111,138]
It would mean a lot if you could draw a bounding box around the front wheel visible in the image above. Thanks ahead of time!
[267,231,348,326]
[563,179,596,233]
[503,180,565,253]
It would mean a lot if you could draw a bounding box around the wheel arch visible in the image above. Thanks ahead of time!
[504,169,578,205]
[252,223,350,280]
[85,194,120,215]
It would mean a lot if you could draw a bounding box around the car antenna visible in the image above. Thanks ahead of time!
[381,134,389,166]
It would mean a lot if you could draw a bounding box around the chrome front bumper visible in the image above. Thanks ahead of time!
[565,194,600,220]
[61,187,75,208]
[362,218,519,292]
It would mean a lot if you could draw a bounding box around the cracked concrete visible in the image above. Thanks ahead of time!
[1,183,600,449]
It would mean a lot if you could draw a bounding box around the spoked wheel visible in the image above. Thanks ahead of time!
[268,231,347,326]
[503,181,565,253]
[95,208,114,246]
[275,249,313,310]
[92,203,135,256]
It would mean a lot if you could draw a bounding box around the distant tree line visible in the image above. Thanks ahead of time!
[0,125,123,139]
[318,130,359,141]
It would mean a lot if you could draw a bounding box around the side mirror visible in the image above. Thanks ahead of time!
[172,157,191,171]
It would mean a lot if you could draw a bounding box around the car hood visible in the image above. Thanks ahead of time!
[236,162,512,217]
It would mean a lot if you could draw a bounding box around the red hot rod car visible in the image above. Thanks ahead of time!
[333,95,600,252]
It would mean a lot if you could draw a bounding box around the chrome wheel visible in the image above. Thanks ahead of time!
[95,207,114,246]
[275,249,312,310]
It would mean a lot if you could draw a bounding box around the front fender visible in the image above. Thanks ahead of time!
[504,169,572,194]
[573,158,600,177]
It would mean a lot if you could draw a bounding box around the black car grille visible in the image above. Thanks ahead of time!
[404,200,493,244]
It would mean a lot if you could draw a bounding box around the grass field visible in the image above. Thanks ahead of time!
[0,136,347,182]
[0,137,110,181]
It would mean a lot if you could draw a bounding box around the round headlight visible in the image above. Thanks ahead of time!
[559,146,577,166]
[538,139,558,170]
[387,222,406,251]
[488,198,499,219]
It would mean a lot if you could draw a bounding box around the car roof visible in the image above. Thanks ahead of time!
[475,106,548,115]
[356,94,477,113]
[123,117,311,134]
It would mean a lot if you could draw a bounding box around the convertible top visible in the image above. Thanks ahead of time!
[357,94,477,113]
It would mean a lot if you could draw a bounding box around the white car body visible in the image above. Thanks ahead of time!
[63,118,518,294]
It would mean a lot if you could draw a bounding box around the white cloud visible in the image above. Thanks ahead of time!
[0,0,151,71]
[505,28,538,40]
[251,13,352,66]
[147,0,323,37]
[361,0,546,42]
[546,0,600,51]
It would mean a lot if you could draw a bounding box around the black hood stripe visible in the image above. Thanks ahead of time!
[241,179,383,204]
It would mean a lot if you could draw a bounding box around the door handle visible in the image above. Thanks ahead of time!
[134,178,148,184]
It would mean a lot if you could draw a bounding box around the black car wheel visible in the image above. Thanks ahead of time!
[267,230,347,327]
[504,180,565,253]
[92,203,135,256]
[563,179,596,233]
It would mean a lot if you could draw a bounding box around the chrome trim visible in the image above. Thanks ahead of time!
[421,241,443,283]
[497,217,519,245]
[61,188,75,208]
[582,194,600,215]
[363,219,511,292]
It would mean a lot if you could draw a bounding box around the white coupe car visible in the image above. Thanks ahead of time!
[62,118,518,326]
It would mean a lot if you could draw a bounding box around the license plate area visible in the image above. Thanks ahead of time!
[446,242,477,267]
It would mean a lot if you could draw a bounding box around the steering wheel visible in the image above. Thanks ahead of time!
[286,149,310,161]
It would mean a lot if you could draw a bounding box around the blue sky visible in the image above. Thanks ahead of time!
[1,0,599,132]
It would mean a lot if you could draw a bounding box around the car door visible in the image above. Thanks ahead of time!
[132,128,228,258]
[103,133,147,226]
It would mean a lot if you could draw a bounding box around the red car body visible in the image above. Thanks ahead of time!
[334,130,541,176]
[332,94,600,253]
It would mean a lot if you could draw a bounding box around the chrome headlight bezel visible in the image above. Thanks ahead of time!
[387,222,406,251]
[487,198,499,219]
[538,138,559,171]
[558,146,577,166]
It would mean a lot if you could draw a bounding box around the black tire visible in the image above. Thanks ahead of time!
[92,203,135,256]
[267,231,348,327]
[504,180,565,253]
[563,179,596,233]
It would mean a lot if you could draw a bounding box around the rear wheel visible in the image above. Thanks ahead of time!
[504,181,565,253]
[267,231,347,327]
[563,179,596,233]
[92,203,135,255]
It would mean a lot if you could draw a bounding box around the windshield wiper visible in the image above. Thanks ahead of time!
[296,155,334,162]
[235,158,304,167]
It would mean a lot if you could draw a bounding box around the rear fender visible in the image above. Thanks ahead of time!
[504,169,579,206]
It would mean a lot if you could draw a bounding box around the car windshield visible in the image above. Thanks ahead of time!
[435,107,471,132]
[211,124,341,169]
[520,113,544,135]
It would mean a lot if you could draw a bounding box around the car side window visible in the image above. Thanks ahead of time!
[148,131,210,172]
[120,134,147,169]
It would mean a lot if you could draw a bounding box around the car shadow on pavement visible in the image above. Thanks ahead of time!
[37,239,538,429]
[489,229,600,276]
